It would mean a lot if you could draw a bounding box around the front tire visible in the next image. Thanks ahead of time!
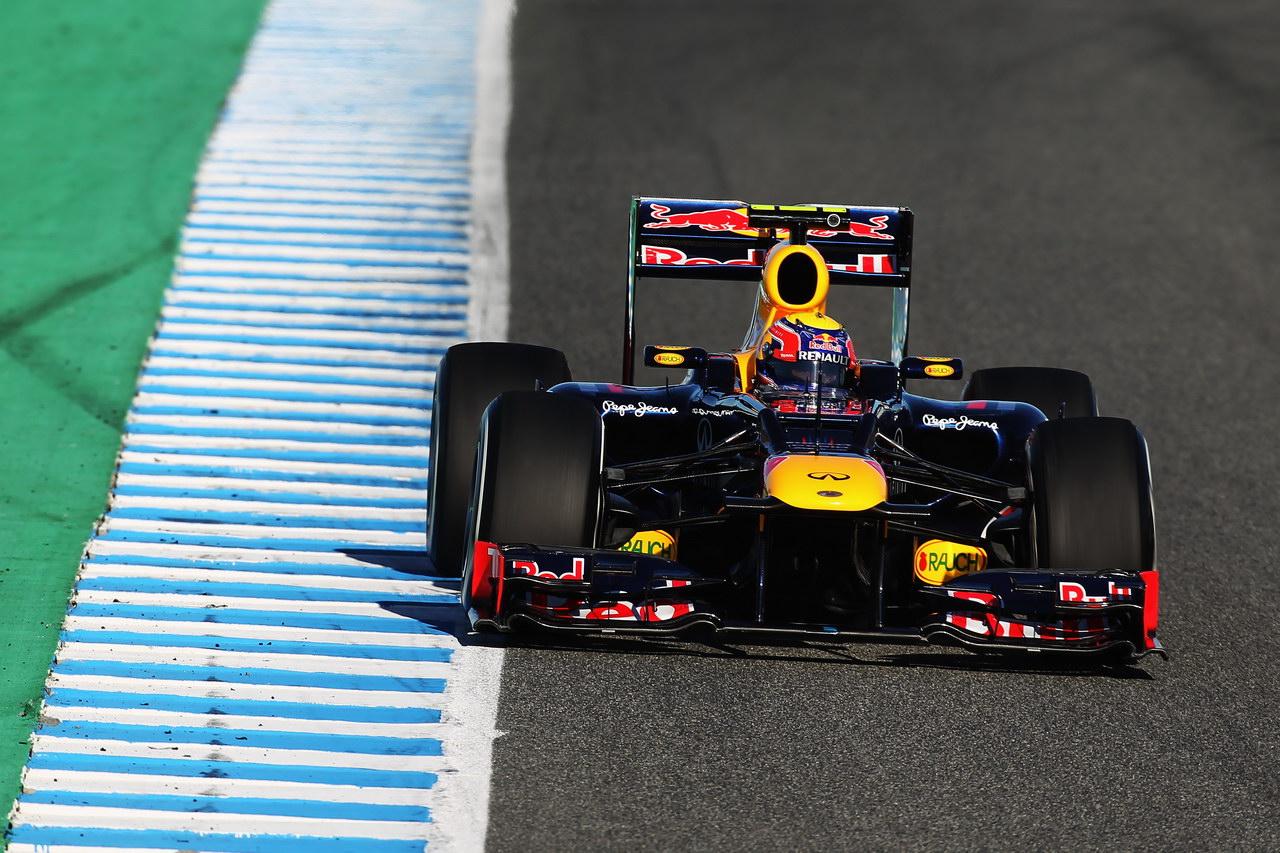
[462,391,603,624]
[963,366,1098,419]
[426,343,572,576]
[1026,417,1155,571]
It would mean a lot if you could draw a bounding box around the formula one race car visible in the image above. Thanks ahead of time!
[426,198,1165,661]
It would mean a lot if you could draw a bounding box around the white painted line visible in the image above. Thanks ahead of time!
[118,451,424,480]
[70,591,443,620]
[182,242,466,266]
[173,275,466,298]
[86,536,433,564]
[198,162,465,181]
[108,495,424,519]
[70,591,450,617]
[46,706,441,739]
[143,355,436,383]
[8,840,207,845]
[76,567,438,597]
[176,257,469,281]
[136,374,431,401]
[125,416,431,441]
[98,517,422,547]
[150,322,462,345]
[54,646,452,678]
[64,616,453,648]
[206,150,467,168]
[48,674,440,708]
[160,307,452,337]
[101,477,425,503]
[183,227,464,248]
[138,339,447,366]
[190,185,467,206]
[119,435,430,458]
[12,804,429,841]
[29,737,447,773]
[132,394,429,419]
[466,0,513,344]
[20,768,437,806]
[186,212,464,235]
[191,199,467,219]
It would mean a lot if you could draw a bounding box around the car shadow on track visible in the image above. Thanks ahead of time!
[495,631,1155,681]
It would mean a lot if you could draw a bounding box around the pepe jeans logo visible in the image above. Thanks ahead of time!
[807,471,851,481]
[601,400,679,417]
[921,413,998,432]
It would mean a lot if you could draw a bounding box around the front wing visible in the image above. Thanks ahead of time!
[467,541,1165,661]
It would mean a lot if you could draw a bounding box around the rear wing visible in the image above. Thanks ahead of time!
[625,197,915,382]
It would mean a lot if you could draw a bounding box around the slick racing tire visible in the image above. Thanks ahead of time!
[1026,417,1155,571]
[462,391,603,624]
[426,343,572,576]
[962,366,1098,419]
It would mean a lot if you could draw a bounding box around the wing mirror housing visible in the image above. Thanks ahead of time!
[643,345,708,369]
[854,363,901,401]
[900,356,963,380]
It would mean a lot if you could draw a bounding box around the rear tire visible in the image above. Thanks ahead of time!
[426,343,572,576]
[1026,417,1155,571]
[963,366,1098,419]
[462,391,603,623]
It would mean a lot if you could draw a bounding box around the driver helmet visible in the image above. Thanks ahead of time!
[756,311,857,397]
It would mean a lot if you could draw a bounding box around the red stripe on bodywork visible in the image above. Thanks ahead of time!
[471,540,501,620]
[1139,570,1159,648]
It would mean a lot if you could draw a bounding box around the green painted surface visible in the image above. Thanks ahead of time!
[0,0,266,835]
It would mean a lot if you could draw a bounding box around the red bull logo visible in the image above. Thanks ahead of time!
[645,204,894,242]
[809,333,844,353]
[645,204,752,232]
[640,245,760,266]
[809,215,894,240]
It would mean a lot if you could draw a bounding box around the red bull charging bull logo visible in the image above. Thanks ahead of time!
[645,204,895,241]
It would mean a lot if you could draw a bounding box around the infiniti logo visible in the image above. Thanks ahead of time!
[807,471,850,481]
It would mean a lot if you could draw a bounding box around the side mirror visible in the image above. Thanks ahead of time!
[643,345,708,369]
[855,363,901,401]
[900,356,963,380]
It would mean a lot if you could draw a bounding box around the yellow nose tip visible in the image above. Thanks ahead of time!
[764,455,887,511]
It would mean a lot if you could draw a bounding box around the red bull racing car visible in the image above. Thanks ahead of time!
[426,198,1165,662]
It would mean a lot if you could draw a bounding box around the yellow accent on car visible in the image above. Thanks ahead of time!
[618,529,678,561]
[760,243,830,315]
[913,539,988,585]
[764,455,887,511]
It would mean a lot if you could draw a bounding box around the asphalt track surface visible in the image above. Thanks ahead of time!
[492,2,1280,850]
